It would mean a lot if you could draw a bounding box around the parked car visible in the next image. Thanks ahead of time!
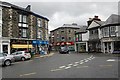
[0,53,15,66]
[11,51,31,61]
[59,46,69,54]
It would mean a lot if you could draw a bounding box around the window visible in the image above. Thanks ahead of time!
[22,29,27,37]
[61,37,65,41]
[75,34,79,41]
[37,30,43,39]
[110,26,116,36]
[78,34,82,41]
[69,37,71,40]
[19,14,22,22]
[19,14,27,23]
[57,31,59,34]
[23,15,27,23]
[69,30,71,33]
[45,21,48,29]
[61,30,64,33]
[37,19,41,27]
[103,27,109,37]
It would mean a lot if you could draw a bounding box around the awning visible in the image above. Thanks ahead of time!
[12,44,33,48]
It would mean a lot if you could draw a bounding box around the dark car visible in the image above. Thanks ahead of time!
[59,46,69,54]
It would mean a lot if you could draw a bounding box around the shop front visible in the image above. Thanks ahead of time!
[75,42,88,53]
[101,37,120,53]
[32,40,49,54]
[10,39,33,53]
[55,42,75,51]
[0,37,10,54]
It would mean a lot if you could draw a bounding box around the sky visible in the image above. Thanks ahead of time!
[1,0,120,31]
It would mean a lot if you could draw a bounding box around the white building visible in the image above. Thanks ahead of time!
[75,26,89,52]
[100,14,120,53]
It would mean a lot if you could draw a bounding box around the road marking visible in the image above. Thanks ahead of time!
[99,65,112,67]
[59,66,66,68]
[77,66,88,68]
[50,55,95,72]
[73,64,79,67]
[79,62,84,64]
[75,61,79,63]
[51,69,62,72]
[20,72,36,77]
[80,60,84,62]
[65,66,71,69]
[68,64,73,66]
[107,59,116,62]
[84,60,89,62]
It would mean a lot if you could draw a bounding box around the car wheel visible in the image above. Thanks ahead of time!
[21,57,25,61]
[4,60,11,66]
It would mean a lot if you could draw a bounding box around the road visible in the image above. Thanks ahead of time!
[1,51,120,79]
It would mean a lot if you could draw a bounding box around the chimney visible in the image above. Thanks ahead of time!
[94,16,98,19]
[26,5,31,11]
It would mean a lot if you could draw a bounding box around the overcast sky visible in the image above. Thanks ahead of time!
[1,0,120,31]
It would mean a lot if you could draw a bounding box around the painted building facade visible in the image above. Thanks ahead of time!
[101,14,120,53]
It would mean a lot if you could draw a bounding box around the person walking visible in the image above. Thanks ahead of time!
[48,45,51,54]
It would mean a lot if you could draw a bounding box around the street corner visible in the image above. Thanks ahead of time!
[34,52,55,58]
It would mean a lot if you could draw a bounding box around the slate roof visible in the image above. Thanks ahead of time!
[87,20,104,29]
[101,14,120,27]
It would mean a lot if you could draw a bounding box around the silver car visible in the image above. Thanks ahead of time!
[11,51,31,61]
[0,53,15,66]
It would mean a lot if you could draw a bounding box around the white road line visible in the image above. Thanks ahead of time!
[80,60,84,62]
[80,62,84,64]
[84,60,89,62]
[75,62,79,64]
[107,59,116,62]
[65,66,71,69]
[59,66,66,69]
[20,72,36,77]
[68,64,73,66]
[51,69,62,72]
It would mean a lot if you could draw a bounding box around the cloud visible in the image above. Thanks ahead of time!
[1,1,119,31]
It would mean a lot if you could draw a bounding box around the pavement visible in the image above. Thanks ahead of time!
[33,51,55,58]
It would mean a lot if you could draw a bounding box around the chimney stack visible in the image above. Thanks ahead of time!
[26,5,31,11]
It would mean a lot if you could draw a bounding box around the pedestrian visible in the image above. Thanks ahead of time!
[48,45,51,54]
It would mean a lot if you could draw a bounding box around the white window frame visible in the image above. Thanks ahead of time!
[45,21,48,29]
[19,14,22,22]
[23,15,27,23]
[110,26,116,36]
[37,19,41,27]
[22,29,27,37]
[103,27,109,37]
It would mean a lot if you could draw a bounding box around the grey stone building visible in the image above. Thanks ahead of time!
[50,23,80,51]
[0,1,49,54]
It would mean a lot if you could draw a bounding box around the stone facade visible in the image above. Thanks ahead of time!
[0,1,49,54]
